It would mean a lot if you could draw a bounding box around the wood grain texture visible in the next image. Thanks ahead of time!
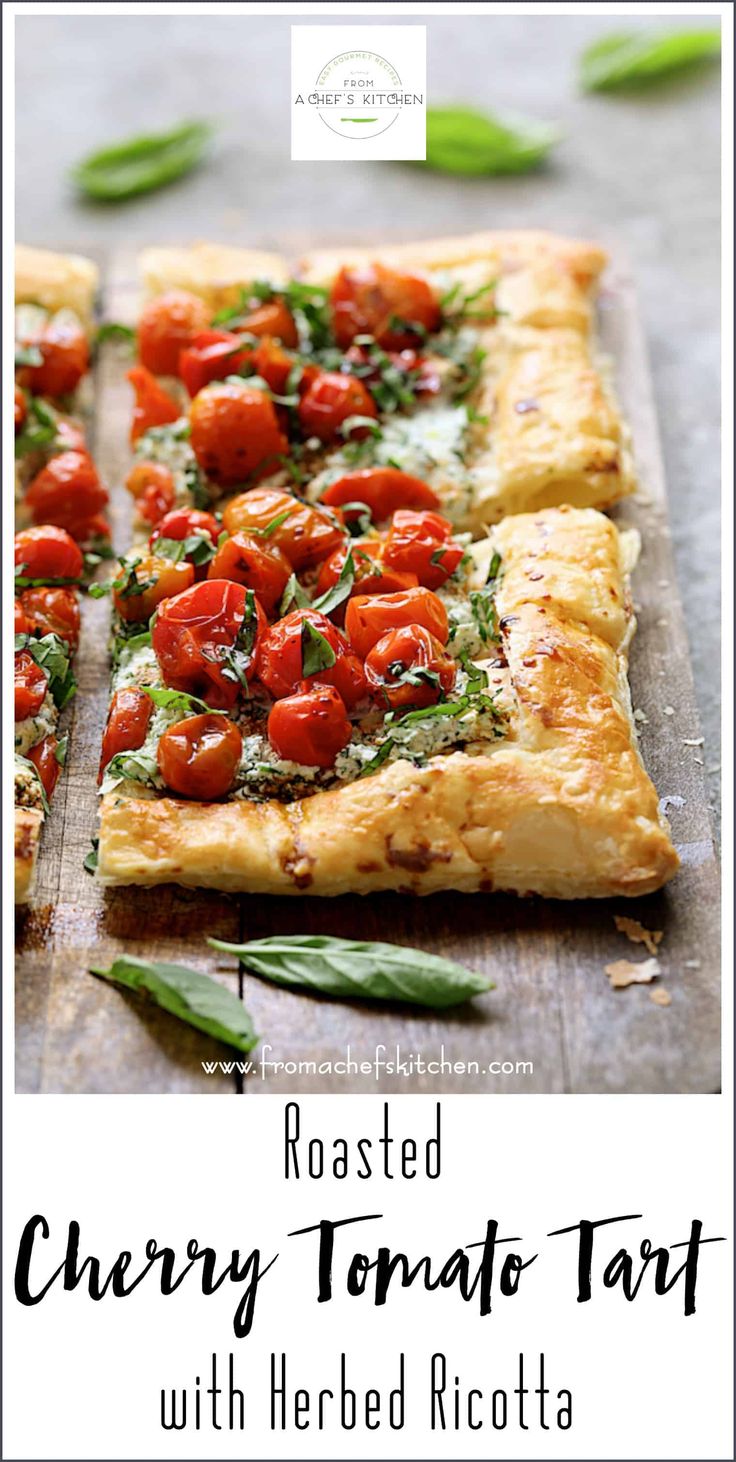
[14,247,720,1095]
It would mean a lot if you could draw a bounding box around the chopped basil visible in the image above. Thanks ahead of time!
[143,687,211,716]
[310,549,355,617]
[96,321,136,346]
[279,573,311,616]
[219,588,258,689]
[338,415,382,441]
[155,532,216,566]
[301,619,337,678]
[16,632,76,709]
[14,397,59,458]
[100,750,160,795]
[54,734,69,766]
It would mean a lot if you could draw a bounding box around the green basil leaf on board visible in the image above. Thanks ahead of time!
[423,107,559,176]
[580,29,721,92]
[70,120,214,201]
[208,935,493,1010]
[96,321,136,345]
[90,958,258,1053]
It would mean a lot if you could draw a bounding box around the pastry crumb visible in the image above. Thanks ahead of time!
[604,957,660,989]
[663,706,675,716]
[633,708,649,724]
[684,958,701,970]
[660,794,685,814]
[650,987,671,1007]
[614,915,663,957]
[682,737,704,747]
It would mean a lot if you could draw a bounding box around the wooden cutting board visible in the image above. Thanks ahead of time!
[14,249,720,1095]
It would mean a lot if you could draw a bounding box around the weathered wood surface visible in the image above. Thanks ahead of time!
[15,250,720,1095]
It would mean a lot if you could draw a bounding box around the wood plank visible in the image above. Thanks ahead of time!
[15,246,720,1095]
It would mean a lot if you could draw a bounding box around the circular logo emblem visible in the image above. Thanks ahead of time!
[315,50,402,141]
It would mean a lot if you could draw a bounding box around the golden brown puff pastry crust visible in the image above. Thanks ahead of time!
[138,241,290,310]
[15,244,99,330]
[97,507,678,898]
[14,809,43,905]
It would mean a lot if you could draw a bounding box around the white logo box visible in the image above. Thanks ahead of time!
[291,24,427,161]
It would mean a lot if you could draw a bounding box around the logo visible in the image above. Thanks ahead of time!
[291,26,427,162]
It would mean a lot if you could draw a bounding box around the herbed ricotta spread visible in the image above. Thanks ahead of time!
[14,691,57,756]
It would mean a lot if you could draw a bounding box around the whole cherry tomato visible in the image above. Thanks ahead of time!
[207,532,291,614]
[112,553,195,624]
[14,386,27,431]
[364,624,456,711]
[149,507,221,574]
[15,599,30,635]
[383,510,465,589]
[152,579,266,710]
[157,712,243,800]
[15,652,48,721]
[345,586,449,660]
[138,290,210,376]
[315,539,418,602]
[20,587,81,649]
[19,310,89,397]
[298,371,377,444]
[251,337,298,396]
[189,380,288,484]
[330,264,441,350]
[127,366,181,444]
[239,298,298,348]
[257,609,367,707]
[221,488,343,570]
[14,525,84,582]
[27,735,62,801]
[268,684,352,768]
[24,450,108,532]
[126,461,177,527]
[178,329,253,398]
[320,467,440,522]
[99,687,154,781]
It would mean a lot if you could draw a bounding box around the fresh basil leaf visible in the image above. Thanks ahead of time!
[14,397,60,458]
[15,574,82,590]
[208,934,493,1010]
[83,837,99,874]
[88,580,113,598]
[112,559,154,598]
[96,321,136,345]
[154,532,216,566]
[90,957,258,1053]
[252,508,293,539]
[580,28,720,92]
[279,573,310,616]
[14,754,50,815]
[15,343,44,367]
[143,686,210,716]
[183,458,209,509]
[219,588,258,689]
[71,120,214,201]
[19,633,76,710]
[54,734,69,766]
[310,549,355,617]
[301,618,337,678]
[423,106,559,176]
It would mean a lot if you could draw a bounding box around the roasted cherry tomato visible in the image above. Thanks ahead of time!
[315,539,418,602]
[15,599,30,635]
[15,652,47,721]
[24,451,108,533]
[112,553,195,624]
[207,532,291,615]
[126,460,177,525]
[157,712,243,800]
[251,337,299,396]
[268,684,352,768]
[365,624,456,711]
[383,510,465,589]
[330,264,441,350]
[149,507,221,574]
[221,488,343,570]
[65,511,111,548]
[239,298,298,348]
[178,329,252,397]
[189,380,288,484]
[20,587,81,649]
[345,586,449,660]
[98,687,154,781]
[27,735,62,801]
[14,525,84,582]
[321,467,440,523]
[19,311,89,397]
[257,609,366,708]
[138,290,210,376]
[127,366,181,444]
[14,385,27,431]
[152,579,266,710]
[298,371,377,444]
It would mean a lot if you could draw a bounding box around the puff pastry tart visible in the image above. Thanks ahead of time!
[97,503,678,898]
[14,245,110,901]
[124,231,633,538]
